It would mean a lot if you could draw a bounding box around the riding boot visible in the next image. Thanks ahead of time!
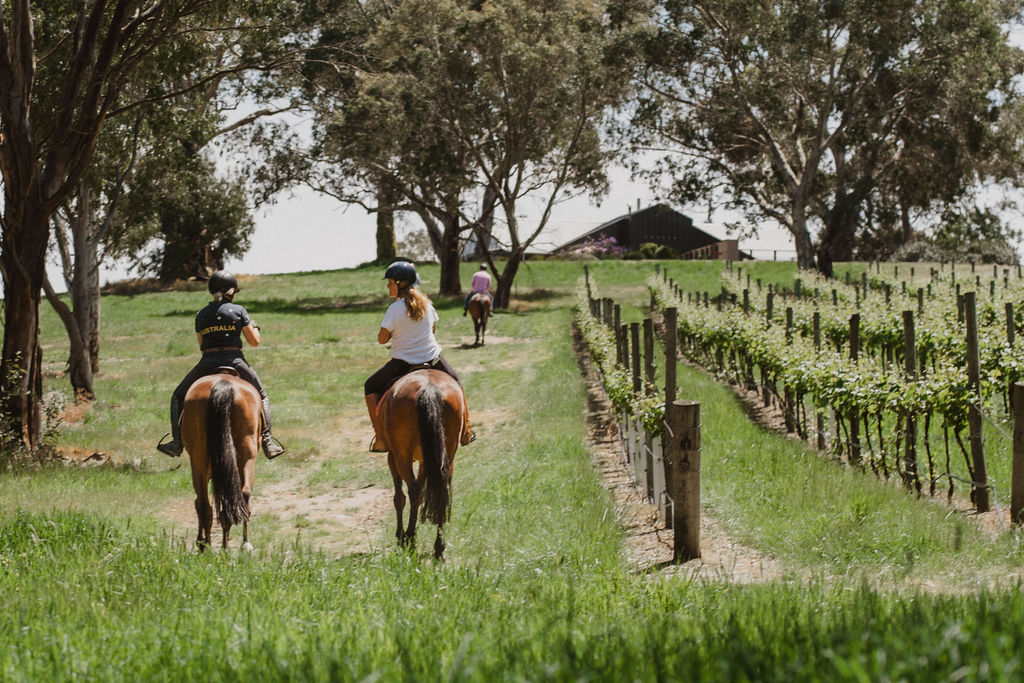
[260,397,286,459]
[365,394,388,452]
[460,387,477,446]
[156,396,184,457]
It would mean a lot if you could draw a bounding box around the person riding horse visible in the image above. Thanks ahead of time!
[157,270,285,459]
[463,264,493,316]
[364,261,476,453]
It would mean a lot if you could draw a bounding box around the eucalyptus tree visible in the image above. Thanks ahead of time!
[632,0,1024,274]
[309,0,643,302]
[0,1,303,450]
[437,0,642,308]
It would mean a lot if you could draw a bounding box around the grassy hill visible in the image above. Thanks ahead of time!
[3,260,1024,681]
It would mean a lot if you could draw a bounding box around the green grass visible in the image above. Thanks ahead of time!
[7,258,1024,681]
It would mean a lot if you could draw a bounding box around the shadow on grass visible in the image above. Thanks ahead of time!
[163,295,389,318]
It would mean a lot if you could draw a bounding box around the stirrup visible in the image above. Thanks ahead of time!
[369,435,388,453]
[460,430,477,446]
[156,433,183,457]
[263,435,286,460]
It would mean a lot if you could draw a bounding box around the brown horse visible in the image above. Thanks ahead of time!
[467,292,491,346]
[377,369,464,560]
[181,372,261,551]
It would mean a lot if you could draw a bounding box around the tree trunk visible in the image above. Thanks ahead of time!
[789,203,816,271]
[900,201,912,244]
[375,180,397,262]
[0,206,51,450]
[494,247,524,309]
[45,188,101,399]
[42,275,94,401]
[438,214,463,296]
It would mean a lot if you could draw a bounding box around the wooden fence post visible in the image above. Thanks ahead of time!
[664,308,677,406]
[964,291,990,512]
[643,318,655,392]
[630,322,641,394]
[903,310,919,493]
[664,400,701,562]
[1012,383,1024,525]
[849,313,861,464]
[813,311,826,450]
[1007,303,1015,348]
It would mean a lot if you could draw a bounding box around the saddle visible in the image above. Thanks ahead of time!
[213,366,240,377]
[374,363,440,414]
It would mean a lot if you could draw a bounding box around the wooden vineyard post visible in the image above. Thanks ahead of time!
[1007,303,1015,348]
[813,311,826,450]
[630,322,641,394]
[664,308,677,406]
[1012,383,1024,525]
[849,313,861,464]
[664,400,701,561]
[964,291,990,512]
[643,318,655,391]
[902,310,920,493]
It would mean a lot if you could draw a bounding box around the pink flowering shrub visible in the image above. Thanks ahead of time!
[563,235,627,259]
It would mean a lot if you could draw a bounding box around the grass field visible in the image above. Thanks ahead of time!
[3,260,1024,681]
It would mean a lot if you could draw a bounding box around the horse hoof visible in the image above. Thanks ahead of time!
[241,541,254,553]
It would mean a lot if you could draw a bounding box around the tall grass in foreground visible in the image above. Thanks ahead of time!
[3,510,1024,681]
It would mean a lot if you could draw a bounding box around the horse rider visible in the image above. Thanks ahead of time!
[365,261,476,452]
[463,263,493,316]
[157,270,285,459]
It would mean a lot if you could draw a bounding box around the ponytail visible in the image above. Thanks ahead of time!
[399,283,431,321]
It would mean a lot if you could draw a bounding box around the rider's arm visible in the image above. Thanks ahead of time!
[243,322,261,347]
[378,327,392,344]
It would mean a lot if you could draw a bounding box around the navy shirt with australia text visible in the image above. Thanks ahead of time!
[195,300,251,351]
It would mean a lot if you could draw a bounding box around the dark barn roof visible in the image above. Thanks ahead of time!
[555,204,725,255]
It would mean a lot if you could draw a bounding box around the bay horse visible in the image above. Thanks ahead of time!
[377,369,464,560]
[467,292,491,346]
[181,371,261,551]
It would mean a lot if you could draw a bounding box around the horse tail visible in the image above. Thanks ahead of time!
[416,383,451,526]
[206,380,249,526]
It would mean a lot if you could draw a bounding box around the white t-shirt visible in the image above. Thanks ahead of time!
[380,298,442,364]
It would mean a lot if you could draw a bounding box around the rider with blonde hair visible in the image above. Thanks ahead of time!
[364,261,476,452]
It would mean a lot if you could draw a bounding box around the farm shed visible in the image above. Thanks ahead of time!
[554,203,746,260]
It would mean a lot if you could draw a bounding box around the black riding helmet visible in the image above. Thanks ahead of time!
[384,261,419,288]
[208,270,239,295]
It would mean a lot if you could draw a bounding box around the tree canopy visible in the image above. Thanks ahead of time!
[630,0,1024,273]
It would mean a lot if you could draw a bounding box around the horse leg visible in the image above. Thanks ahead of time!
[434,524,445,561]
[192,464,213,551]
[387,453,407,545]
[194,493,213,551]
[240,453,255,552]
[405,473,423,546]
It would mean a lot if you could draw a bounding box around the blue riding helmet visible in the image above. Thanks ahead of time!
[384,261,419,287]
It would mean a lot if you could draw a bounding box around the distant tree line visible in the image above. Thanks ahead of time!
[2,0,1023,450]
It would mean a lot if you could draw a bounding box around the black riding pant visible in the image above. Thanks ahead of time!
[173,352,268,403]
[364,356,460,396]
